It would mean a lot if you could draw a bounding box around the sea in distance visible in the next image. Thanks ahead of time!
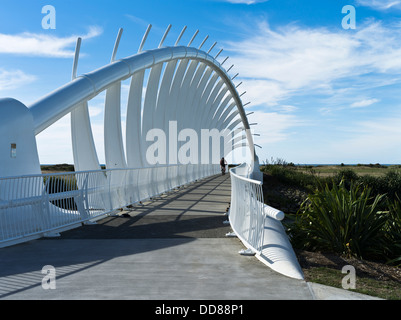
[297,164,400,166]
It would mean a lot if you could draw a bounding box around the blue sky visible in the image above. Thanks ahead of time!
[1,0,401,165]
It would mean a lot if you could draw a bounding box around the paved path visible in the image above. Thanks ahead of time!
[0,174,379,300]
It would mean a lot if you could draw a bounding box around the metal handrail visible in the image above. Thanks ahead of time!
[0,164,220,248]
[229,166,262,185]
[0,163,206,181]
[228,163,265,254]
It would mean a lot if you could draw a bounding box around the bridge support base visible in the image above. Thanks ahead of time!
[84,220,97,225]
[44,232,61,238]
[225,231,237,237]
[239,248,256,256]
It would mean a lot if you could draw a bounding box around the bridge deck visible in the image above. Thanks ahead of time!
[0,173,314,300]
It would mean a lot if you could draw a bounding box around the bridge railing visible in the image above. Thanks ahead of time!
[228,163,265,253]
[0,164,220,248]
[228,163,305,280]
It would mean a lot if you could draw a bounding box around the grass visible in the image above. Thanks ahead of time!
[303,267,401,300]
[297,164,399,178]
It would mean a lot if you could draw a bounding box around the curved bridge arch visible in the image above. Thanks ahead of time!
[27,25,260,178]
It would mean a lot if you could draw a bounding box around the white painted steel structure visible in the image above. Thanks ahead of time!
[0,24,258,241]
[0,25,303,280]
[229,164,304,280]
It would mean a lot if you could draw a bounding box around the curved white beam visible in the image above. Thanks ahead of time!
[29,45,257,164]
[170,58,190,123]
[183,62,209,129]
[191,66,214,129]
[141,63,164,166]
[104,28,127,169]
[218,101,237,125]
[126,70,145,168]
[196,73,220,128]
[176,59,200,132]
[211,94,233,126]
[104,83,126,169]
[71,103,102,172]
[70,37,101,172]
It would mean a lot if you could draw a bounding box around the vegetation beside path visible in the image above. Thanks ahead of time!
[261,159,401,300]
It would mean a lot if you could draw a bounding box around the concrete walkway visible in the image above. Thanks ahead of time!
[0,174,379,300]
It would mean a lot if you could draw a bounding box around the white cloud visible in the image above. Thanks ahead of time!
[36,108,107,164]
[36,114,73,164]
[239,79,291,106]
[125,14,149,27]
[225,22,357,89]
[227,109,304,163]
[280,105,298,113]
[0,26,102,58]
[356,0,401,10]
[0,68,36,91]
[247,110,303,144]
[350,98,379,108]
[329,115,401,163]
[219,18,401,162]
[224,20,401,110]
[88,106,103,117]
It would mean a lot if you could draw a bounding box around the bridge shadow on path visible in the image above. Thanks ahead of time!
[56,173,232,239]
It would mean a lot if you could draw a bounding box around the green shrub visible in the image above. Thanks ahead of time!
[262,160,401,262]
[358,174,380,191]
[41,163,75,172]
[357,171,401,202]
[384,194,401,264]
[328,169,401,204]
[44,176,78,210]
[331,169,359,189]
[262,165,319,191]
[287,180,388,260]
[382,171,401,199]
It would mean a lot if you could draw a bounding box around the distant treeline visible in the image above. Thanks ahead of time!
[41,164,107,172]
[41,163,75,172]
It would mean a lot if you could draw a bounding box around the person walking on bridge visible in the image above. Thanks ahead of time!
[220,157,227,175]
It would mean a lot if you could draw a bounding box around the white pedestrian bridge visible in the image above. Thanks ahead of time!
[0,25,303,280]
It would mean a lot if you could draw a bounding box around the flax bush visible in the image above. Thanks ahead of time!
[385,194,401,264]
[287,181,389,260]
